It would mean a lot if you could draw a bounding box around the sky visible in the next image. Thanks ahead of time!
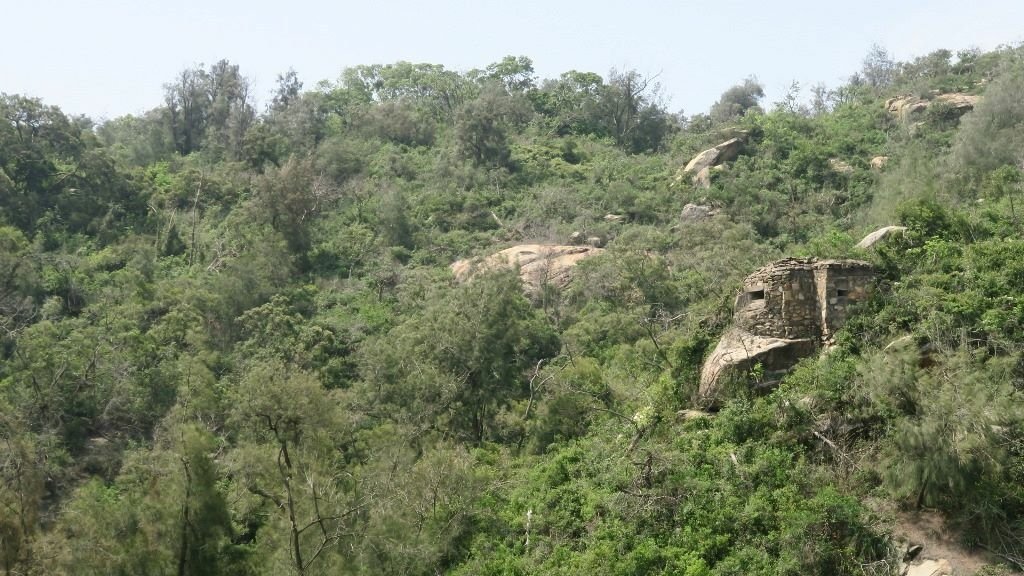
[3,0,1023,121]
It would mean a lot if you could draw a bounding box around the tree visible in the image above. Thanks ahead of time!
[530,68,673,152]
[598,69,675,153]
[205,60,256,159]
[271,69,304,113]
[228,361,363,575]
[0,95,138,237]
[859,44,899,91]
[532,70,605,136]
[339,62,478,121]
[485,55,537,93]
[359,270,559,443]
[255,156,338,261]
[952,62,1024,182]
[454,83,532,167]
[0,412,46,575]
[96,110,176,166]
[165,67,210,156]
[44,422,245,576]
[0,226,37,348]
[164,61,255,158]
[869,350,1022,529]
[350,439,482,575]
[709,77,764,122]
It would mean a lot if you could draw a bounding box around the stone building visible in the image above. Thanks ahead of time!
[699,258,874,405]
[734,258,874,343]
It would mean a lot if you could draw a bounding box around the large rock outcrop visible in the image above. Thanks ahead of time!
[679,203,717,223]
[934,92,981,111]
[674,137,744,189]
[829,158,854,175]
[451,244,603,292]
[699,258,874,405]
[886,95,929,117]
[905,559,952,576]
[856,225,907,249]
[699,328,817,399]
[885,92,980,120]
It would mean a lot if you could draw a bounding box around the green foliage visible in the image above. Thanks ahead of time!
[0,94,143,239]
[163,60,256,159]
[455,84,532,168]
[952,62,1024,182]
[359,269,559,443]
[709,77,765,122]
[8,45,1024,574]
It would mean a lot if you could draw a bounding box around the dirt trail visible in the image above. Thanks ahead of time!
[890,509,1020,575]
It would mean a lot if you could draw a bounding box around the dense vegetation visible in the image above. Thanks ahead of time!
[3,45,1024,575]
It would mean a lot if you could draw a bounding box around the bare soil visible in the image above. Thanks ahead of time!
[888,508,1021,575]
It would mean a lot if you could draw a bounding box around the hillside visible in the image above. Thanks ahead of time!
[2,45,1024,575]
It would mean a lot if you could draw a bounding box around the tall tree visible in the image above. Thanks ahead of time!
[455,83,532,168]
[485,55,537,93]
[359,270,559,443]
[228,361,363,575]
[709,77,765,122]
[164,61,254,158]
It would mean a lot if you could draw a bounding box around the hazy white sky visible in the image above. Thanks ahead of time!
[3,0,1023,121]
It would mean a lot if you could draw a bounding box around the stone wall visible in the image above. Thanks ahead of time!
[815,261,875,342]
[733,257,873,343]
[698,257,875,406]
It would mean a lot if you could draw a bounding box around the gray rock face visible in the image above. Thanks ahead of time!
[693,166,713,189]
[680,203,716,222]
[674,138,744,188]
[699,258,875,405]
[905,559,952,576]
[856,225,907,249]
[886,95,930,118]
[451,244,604,293]
[934,92,981,112]
[885,93,980,120]
[698,328,817,403]
[829,158,854,174]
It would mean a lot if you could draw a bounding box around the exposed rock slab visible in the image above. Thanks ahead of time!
[699,258,875,404]
[856,225,907,249]
[886,95,930,117]
[676,409,713,422]
[451,244,603,292]
[905,559,952,576]
[674,138,744,188]
[829,158,854,174]
[885,93,980,120]
[699,328,816,404]
[680,203,717,223]
[684,138,743,173]
[693,166,713,189]
[934,92,980,112]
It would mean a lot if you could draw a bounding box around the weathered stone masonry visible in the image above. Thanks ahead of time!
[735,258,874,343]
[699,258,874,404]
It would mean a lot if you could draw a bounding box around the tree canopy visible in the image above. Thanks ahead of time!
[3,45,1024,575]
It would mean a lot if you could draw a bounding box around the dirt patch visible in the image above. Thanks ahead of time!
[889,509,1019,575]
